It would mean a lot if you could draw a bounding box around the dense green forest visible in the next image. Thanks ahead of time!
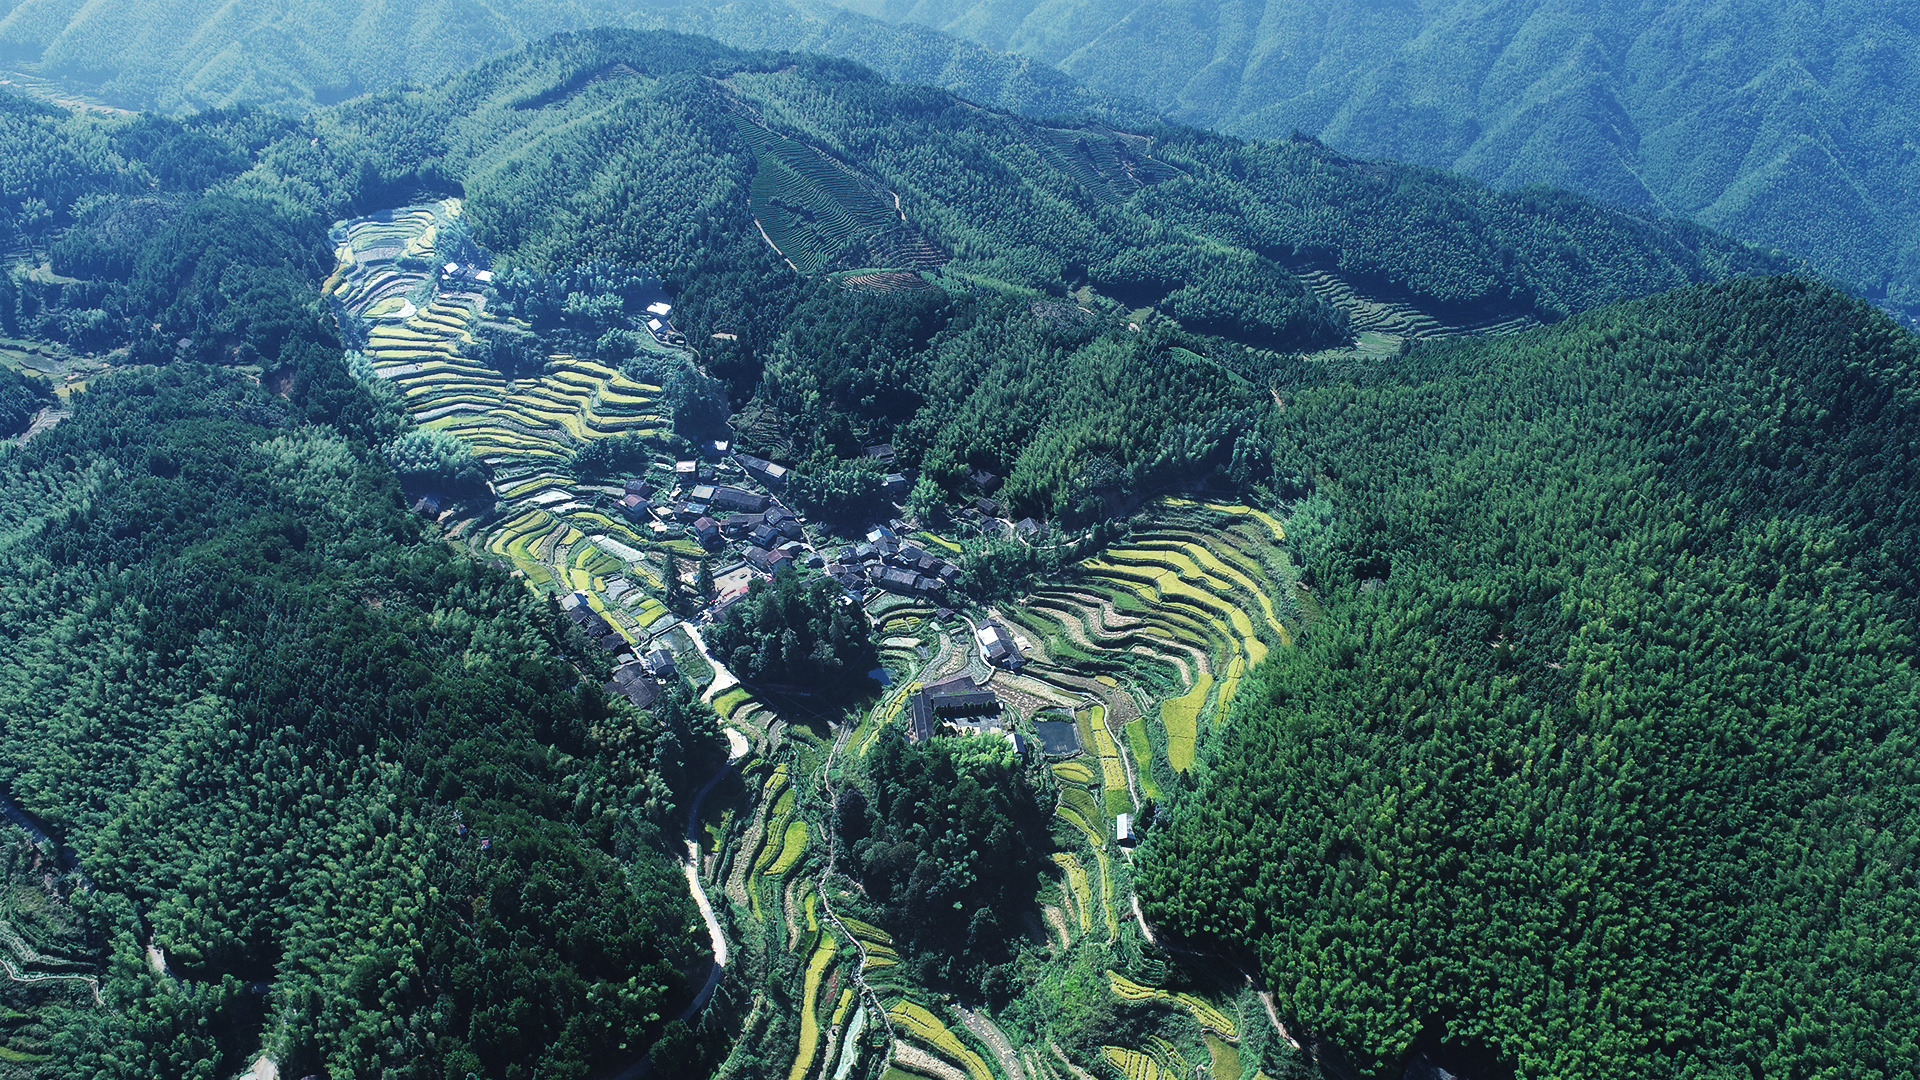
[1138,277,1920,1078]
[0,70,729,1078]
[1,27,1791,520]
[811,0,1920,322]
[841,732,1053,999]
[0,365,719,1079]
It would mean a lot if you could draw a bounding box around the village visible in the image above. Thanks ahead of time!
[331,199,1285,1080]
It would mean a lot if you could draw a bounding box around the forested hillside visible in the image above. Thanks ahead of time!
[0,74,723,1079]
[2,26,1788,521]
[0,0,1118,121]
[1138,276,1920,1078]
[818,0,1920,321]
[269,28,1784,515]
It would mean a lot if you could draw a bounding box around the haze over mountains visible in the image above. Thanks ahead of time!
[9,0,1905,321]
[815,0,1920,317]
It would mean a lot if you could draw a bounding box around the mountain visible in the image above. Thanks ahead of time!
[811,0,1920,319]
[0,23,1912,1080]
[6,0,1907,320]
[1140,274,1920,1078]
[0,0,1122,120]
[276,28,1790,513]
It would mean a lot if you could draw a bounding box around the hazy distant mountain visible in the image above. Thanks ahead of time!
[4,0,1910,315]
[814,0,1920,317]
[0,0,1123,120]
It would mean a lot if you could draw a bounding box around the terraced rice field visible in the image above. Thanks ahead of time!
[329,200,698,669]
[998,505,1294,792]
[788,935,838,1080]
[888,1000,994,1080]
[1102,1046,1166,1080]
[1108,971,1238,1037]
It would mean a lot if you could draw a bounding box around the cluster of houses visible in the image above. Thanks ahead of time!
[559,590,683,709]
[824,527,961,599]
[561,591,631,659]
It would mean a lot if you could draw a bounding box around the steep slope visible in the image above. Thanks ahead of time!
[816,0,1920,318]
[290,29,1787,334]
[1139,276,1920,1078]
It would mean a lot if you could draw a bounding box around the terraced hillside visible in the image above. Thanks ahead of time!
[994,501,1295,792]
[328,218,1304,1072]
[718,500,1300,1080]
[327,200,689,646]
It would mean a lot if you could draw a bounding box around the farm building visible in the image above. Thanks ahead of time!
[565,601,631,659]
[710,485,768,513]
[732,453,789,489]
[977,623,1017,666]
[605,663,660,709]
[1116,814,1135,846]
[721,513,764,539]
[863,443,895,465]
[907,690,938,743]
[926,675,1000,718]
[906,676,1003,742]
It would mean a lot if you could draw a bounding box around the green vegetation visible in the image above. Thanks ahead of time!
[1140,277,1920,1078]
[824,0,1920,323]
[841,732,1052,999]
[708,570,878,696]
[0,365,715,1079]
[0,16,1913,1080]
[269,28,1788,517]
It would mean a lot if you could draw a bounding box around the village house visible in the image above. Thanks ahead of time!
[721,513,764,539]
[710,485,768,513]
[605,662,660,709]
[732,452,789,489]
[644,648,677,679]
[976,623,1017,667]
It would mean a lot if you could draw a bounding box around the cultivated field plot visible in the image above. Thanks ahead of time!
[328,200,687,655]
[733,111,947,276]
[994,500,1295,794]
